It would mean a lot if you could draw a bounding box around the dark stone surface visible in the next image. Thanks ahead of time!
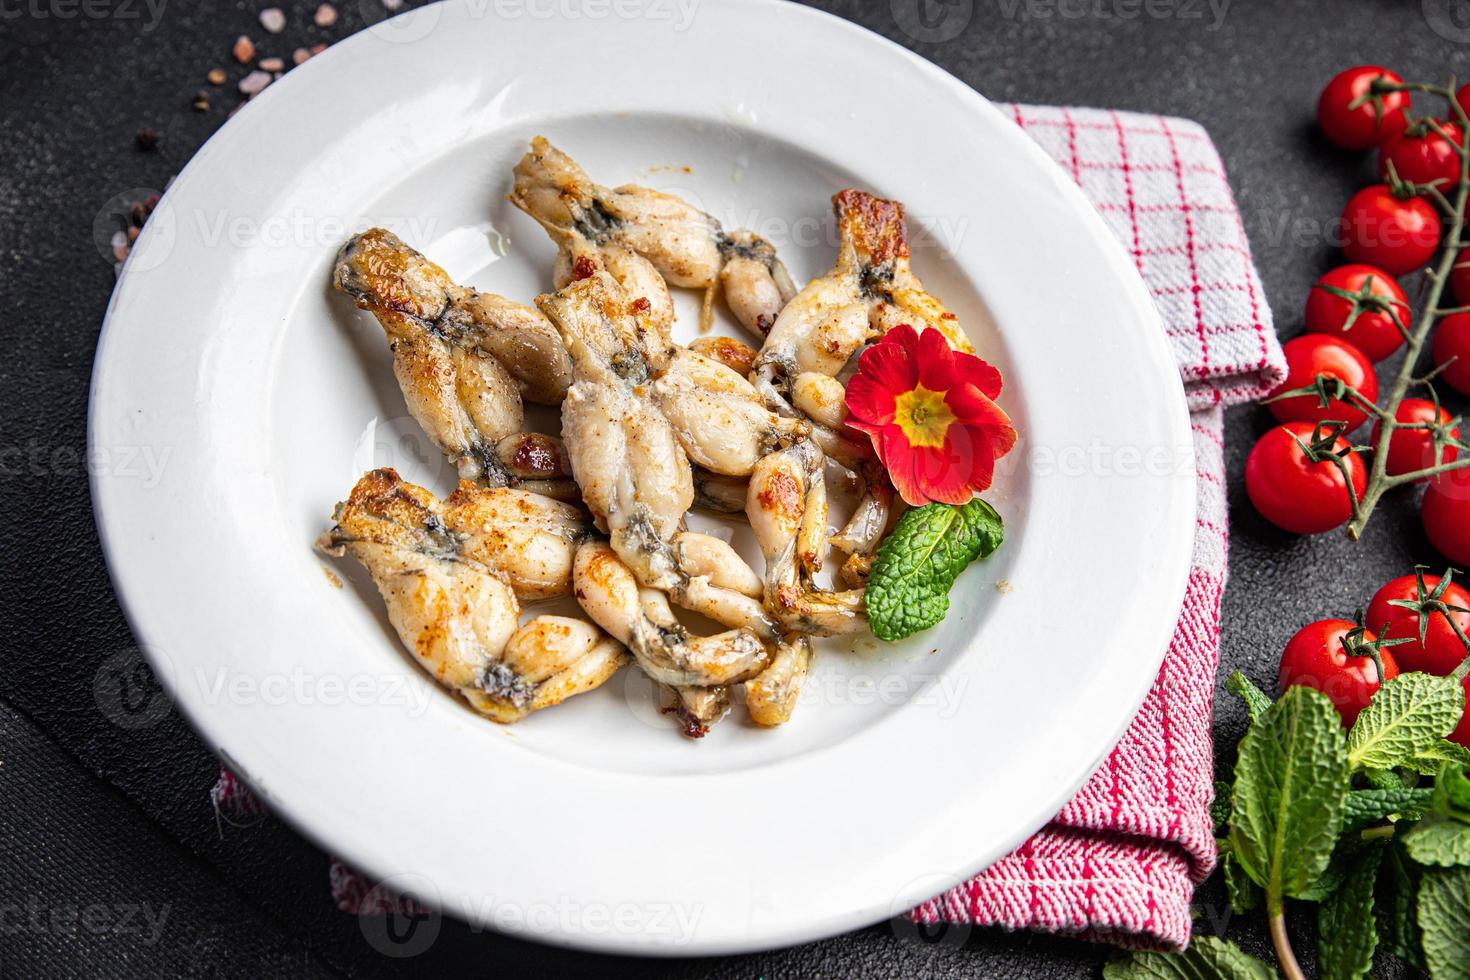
[0,0,1461,975]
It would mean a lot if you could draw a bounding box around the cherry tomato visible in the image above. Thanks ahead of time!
[1341,185,1442,276]
[1452,252,1470,307]
[1450,674,1470,750]
[1378,123,1464,187]
[1432,312,1470,395]
[1371,399,1460,478]
[1268,334,1378,430]
[1303,264,1409,362]
[1279,620,1399,727]
[1318,66,1411,150]
[1422,467,1470,565]
[1366,574,1470,675]
[1246,422,1368,534]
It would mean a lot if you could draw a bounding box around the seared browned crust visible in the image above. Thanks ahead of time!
[833,189,908,269]
[687,335,758,376]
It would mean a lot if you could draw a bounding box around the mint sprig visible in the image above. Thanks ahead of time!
[1377,842,1426,971]
[1115,668,1470,979]
[1230,686,1351,910]
[863,499,1003,642]
[1403,814,1470,868]
[1418,868,1470,979]
[1316,841,1383,980]
[1103,936,1278,979]
[1347,673,1464,772]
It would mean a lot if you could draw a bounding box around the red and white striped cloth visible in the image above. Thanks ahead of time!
[907,106,1284,949]
[213,106,1285,950]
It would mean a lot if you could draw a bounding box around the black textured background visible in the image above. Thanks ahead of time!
[1,0,1465,975]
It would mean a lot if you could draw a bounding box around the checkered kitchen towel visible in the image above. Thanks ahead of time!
[214,106,1286,949]
[908,106,1284,949]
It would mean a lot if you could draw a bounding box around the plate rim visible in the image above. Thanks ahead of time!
[88,0,1196,956]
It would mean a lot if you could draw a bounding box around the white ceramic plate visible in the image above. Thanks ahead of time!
[90,0,1194,956]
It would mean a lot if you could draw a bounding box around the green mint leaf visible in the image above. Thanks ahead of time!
[1435,762,1470,823]
[864,499,1003,642]
[1364,767,1410,790]
[1377,841,1426,971]
[1224,850,1262,914]
[1348,673,1464,772]
[1341,786,1437,832]
[1317,841,1383,980]
[1417,867,1470,980]
[1230,686,1351,910]
[1296,836,1356,903]
[1211,781,1234,830]
[1227,670,1273,723]
[1404,813,1470,868]
[1102,936,1278,980]
[1407,739,1470,776]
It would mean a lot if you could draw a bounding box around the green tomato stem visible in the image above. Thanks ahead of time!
[1347,80,1470,540]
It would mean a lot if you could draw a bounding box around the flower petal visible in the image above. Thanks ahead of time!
[947,423,998,493]
[884,323,920,355]
[909,445,976,505]
[985,418,1018,460]
[844,374,897,426]
[916,327,957,392]
[947,382,1013,429]
[856,335,917,394]
[879,424,926,506]
[953,350,1003,400]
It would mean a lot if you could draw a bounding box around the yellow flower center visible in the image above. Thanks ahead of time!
[893,385,955,448]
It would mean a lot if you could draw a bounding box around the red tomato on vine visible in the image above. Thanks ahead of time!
[1378,122,1464,187]
[1432,312,1470,395]
[1340,185,1442,276]
[1267,334,1378,430]
[1365,572,1470,676]
[1318,66,1411,150]
[1245,422,1367,535]
[1279,619,1399,727]
[1451,251,1470,307]
[1370,398,1460,478]
[1422,467,1470,565]
[1303,264,1409,362]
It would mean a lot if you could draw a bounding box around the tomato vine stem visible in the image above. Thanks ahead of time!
[1347,79,1470,539]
